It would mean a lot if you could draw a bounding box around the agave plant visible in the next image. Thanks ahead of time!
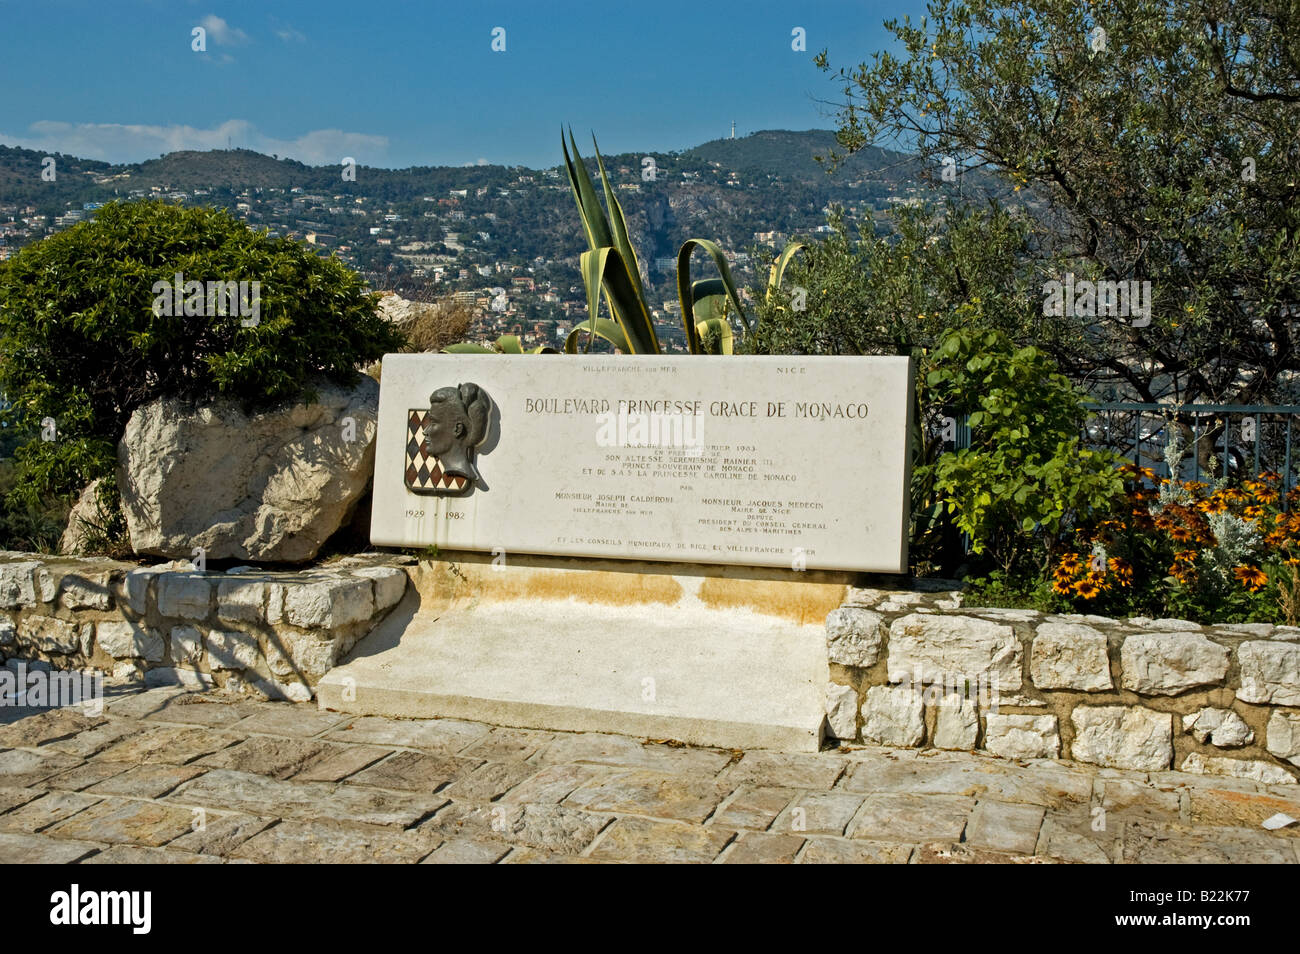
[444,334,558,355]
[446,129,802,356]
[561,130,754,355]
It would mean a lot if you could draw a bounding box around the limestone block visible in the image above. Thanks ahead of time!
[169,625,204,665]
[1266,711,1300,768]
[1120,631,1230,695]
[933,693,979,750]
[1180,752,1296,786]
[156,573,214,620]
[217,578,269,623]
[1070,705,1173,771]
[887,613,1022,691]
[824,683,858,740]
[982,713,1059,759]
[96,621,164,662]
[0,561,54,608]
[860,684,924,747]
[1237,641,1300,706]
[206,629,260,670]
[283,578,374,630]
[58,572,114,611]
[1182,707,1254,748]
[19,616,81,654]
[825,607,885,668]
[350,566,407,613]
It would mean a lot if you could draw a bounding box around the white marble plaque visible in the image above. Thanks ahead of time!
[370,354,913,572]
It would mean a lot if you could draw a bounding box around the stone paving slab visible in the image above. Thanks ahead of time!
[0,688,1293,863]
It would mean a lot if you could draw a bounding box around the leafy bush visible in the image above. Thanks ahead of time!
[0,199,403,507]
[919,328,1126,578]
[0,459,66,553]
[745,202,1036,359]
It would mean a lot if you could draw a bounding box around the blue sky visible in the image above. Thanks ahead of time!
[0,0,922,168]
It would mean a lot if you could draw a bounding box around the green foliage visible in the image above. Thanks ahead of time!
[920,328,1125,575]
[746,201,1037,358]
[0,200,402,506]
[0,460,66,553]
[816,0,1300,405]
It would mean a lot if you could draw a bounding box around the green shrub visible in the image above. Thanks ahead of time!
[920,328,1125,578]
[0,200,402,507]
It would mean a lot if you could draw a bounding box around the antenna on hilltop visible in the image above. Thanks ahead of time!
[730,121,736,140]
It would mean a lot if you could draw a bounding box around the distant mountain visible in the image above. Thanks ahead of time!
[0,131,931,199]
[686,129,918,183]
[130,149,318,191]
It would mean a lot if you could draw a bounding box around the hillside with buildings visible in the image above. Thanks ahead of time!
[0,131,1003,351]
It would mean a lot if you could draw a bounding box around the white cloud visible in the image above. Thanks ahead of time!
[199,15,249,46]
[274,25,306,42]
[0,120,389,166]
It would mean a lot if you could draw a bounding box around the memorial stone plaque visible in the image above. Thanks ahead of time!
[370,354,914,572]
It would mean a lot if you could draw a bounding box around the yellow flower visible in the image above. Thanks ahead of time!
[1074,579,1102,599]
[1233,564,1268,592]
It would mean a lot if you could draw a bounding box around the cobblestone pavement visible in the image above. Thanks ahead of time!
[0,686,1296,864]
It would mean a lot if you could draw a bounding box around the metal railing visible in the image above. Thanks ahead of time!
[1082,402,1300,496]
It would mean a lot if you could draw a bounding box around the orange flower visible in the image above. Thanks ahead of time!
[1052,577,1075,595]
[1243,505,1266,521]
[1233,565,1268,592]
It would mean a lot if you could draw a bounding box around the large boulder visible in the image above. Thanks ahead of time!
[118,377,377,563]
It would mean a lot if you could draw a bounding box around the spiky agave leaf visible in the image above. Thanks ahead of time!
[579,246,659,354]
[694,316,734,355]
[677,239,749,353]
[564,316,632,354]
[765,241,808,305]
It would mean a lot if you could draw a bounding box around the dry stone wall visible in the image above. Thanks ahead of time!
[825,580,1300,785]
[0,551,408,701]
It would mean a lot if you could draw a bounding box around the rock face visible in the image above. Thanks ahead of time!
[118,377,378,563]
[1120,632,1230,695]
[1071,706,1173,771]
[1030,622,1112,691]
